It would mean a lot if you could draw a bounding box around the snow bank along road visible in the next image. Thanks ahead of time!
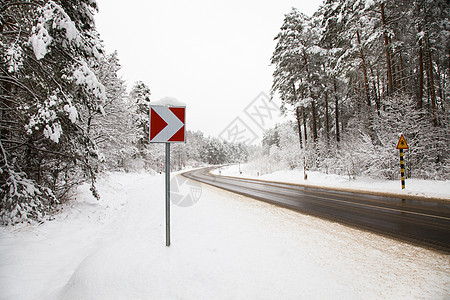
[183,167,450,253]
[1,171,449,299]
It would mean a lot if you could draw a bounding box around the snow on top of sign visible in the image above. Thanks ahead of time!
[152,96,185,107]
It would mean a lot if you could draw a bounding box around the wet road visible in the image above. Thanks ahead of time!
[183,167,450,253]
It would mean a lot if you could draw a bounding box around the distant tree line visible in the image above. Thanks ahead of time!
[270,0,449,180]
[128,83,249,172]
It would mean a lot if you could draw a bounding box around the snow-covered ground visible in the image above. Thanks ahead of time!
[1,171,449,299]
[213,164,450,201]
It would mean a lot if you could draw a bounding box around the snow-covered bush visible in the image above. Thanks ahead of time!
[258,122,304,174]
[253,93,449,181]
[0,140,58,225]
[0,168,57,225]
[368,95,449,180]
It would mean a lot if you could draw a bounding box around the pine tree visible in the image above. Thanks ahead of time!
[129,81,151,148]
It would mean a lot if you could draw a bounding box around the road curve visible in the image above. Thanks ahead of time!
[183,167,450,253]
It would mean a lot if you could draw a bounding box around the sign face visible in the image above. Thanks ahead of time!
[150,106,185,143]
[396,134,409,149]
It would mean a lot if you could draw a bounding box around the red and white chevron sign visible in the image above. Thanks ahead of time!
[149,106,185,143]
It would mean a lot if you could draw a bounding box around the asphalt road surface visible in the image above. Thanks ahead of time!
[183,167,450,253]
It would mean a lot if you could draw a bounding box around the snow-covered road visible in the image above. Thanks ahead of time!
[1,172,449,299]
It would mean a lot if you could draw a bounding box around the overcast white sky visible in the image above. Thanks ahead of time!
[95,0,323,138]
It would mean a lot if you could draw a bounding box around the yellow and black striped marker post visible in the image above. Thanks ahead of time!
[396,134,409,190]
[399,149,405,189]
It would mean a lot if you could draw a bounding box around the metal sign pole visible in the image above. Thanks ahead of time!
[165,142,171,247]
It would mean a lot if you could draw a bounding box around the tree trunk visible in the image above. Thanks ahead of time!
[356,30,371,106]
[381,72,386,104]
[292,81,303,149]
[381,3,394,95]
[426,38,438,126]
[399,53,406,93]
[425,46,431,103]
[300,87,308,144]
[376,69,381,107]
[370,65,380,113]
[395,59,401,92]
[301,51,313,144]
[311,100,318,142]
[324,91,329,143]
[302,108,308,144]
[302,49,309,74]
[418,24,424,108]
[333,79,340,143]
[436,64,445,108]
[296,107,303,149]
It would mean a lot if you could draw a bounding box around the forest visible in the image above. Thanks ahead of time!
[269,0,448,181]
[0,0,448,225]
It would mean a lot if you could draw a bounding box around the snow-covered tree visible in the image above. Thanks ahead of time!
[0,0,106,224]
[129,81,151,148]
[91,51,137,171]
[271,8,313,149]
